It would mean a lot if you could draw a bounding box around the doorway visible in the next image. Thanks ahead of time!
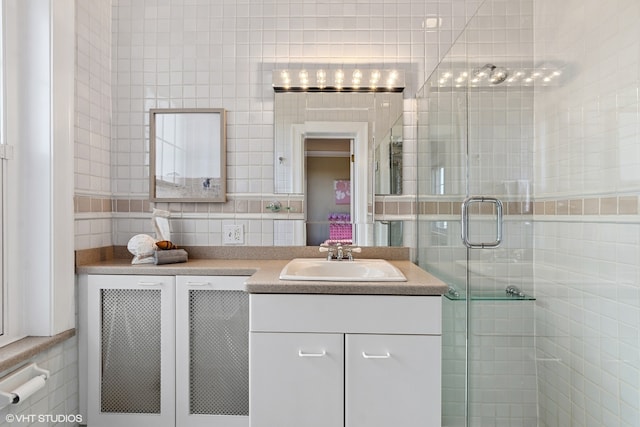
[291,121,370,246]
[305,138,351,246]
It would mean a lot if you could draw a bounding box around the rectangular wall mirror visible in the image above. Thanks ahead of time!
[150,108,226,202]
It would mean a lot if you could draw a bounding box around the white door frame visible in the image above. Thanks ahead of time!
[292,121,370,246]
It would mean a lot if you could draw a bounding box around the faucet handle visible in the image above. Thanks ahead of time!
[344,246,361,260]
[319,245,335,260]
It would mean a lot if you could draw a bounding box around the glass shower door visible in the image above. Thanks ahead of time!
[464,82,537,427]
[417,61,537,427]
[417,79,470,427]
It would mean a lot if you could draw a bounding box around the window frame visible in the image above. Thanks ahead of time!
[0,0,6,340]
[0,0,25,347]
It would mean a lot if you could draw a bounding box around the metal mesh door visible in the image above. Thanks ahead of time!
[188,289,249,416]
[100,289,162,414]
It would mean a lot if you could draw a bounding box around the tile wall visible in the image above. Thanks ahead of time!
[533,0,640,426]
[73,0,488,250]
[75,0,113,250]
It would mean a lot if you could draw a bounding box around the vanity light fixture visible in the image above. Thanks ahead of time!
[273,68,405,92]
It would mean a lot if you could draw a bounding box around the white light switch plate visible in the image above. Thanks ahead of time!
[223,224,244,244]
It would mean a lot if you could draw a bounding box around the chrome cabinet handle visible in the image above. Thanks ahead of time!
[362,351,391,359]
[185,281,210,286]
[137,281,163,287]
[461,196,503,249]
[298,350,326,358]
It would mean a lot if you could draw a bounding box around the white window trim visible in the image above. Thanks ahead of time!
[0,0,75,347]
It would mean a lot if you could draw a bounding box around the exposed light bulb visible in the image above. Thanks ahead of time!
[316,70,326,88]
[298,70,309,87]
[352,69,362,87]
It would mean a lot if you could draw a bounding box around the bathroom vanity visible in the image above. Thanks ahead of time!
[250,294,441,427]
[246,260,444,427]
[77,254,446,427]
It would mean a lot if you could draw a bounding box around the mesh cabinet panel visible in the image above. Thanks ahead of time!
[100,289,162,414]
[189,290,249,416]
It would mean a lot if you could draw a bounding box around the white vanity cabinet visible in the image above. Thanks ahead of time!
[251,332,345,427]
[345,333,440,427]
[249,294,442,427]
[86,275,176,427]
[175,276,249,427]
[83,274,249,427]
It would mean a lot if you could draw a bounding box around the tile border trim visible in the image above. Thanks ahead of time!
[75,195,639,216]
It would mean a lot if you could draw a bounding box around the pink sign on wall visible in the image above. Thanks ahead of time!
[334,180,350,205]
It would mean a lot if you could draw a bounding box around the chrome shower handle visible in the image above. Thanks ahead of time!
[461,196,503,249]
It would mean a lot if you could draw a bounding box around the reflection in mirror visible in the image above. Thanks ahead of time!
[374,220,404,247]
[305,138,351,246]
[150,108,226,202]
[274,92,403,246]
[375,114,403,195]
[274,92,403,195]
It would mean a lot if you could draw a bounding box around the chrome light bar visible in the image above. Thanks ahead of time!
[273,68,405,92]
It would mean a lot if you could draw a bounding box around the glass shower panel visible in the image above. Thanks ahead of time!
[417,0,537,423]
[417,76,469,427]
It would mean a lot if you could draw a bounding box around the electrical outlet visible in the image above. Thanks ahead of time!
[223,224,244,244]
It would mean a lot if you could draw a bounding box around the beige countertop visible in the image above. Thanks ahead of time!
[76,257,447,296]
[76,246,447,295]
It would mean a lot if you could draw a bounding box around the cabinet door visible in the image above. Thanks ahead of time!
[250,332,344,427]
[345,334,441,427]
[176,276,249,427]
[87,275,176,427]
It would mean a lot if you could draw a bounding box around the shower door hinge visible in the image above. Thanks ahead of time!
[0,145,13,160]
[351,154,355,162]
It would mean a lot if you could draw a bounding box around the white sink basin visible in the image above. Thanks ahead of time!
[279,258,407,282]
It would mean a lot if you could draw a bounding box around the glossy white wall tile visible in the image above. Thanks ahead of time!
[75,0,113,250]
[533,221,640,427]
[534,0,640,198]
[533,0,640,426]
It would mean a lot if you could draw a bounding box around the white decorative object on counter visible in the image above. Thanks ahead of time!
[127,234,156,264]
[152,208,172,241]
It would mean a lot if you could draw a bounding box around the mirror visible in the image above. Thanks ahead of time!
[274,91,403,247]
[150,108,226,202]
[274,92,403,195]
